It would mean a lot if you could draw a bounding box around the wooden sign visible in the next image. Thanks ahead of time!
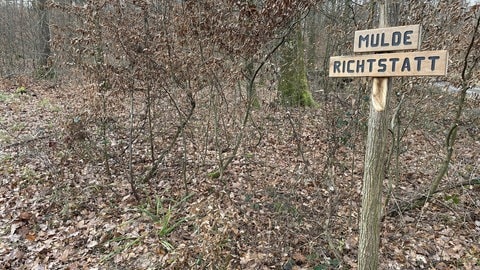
[354,25,421,53]
[329,50,448,77]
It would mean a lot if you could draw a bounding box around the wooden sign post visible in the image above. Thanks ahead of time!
[328,4,447,270]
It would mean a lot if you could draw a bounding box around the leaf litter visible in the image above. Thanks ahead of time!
[0,77,479,269]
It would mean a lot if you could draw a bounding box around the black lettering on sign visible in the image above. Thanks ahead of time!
[329,51,448,77]
[401,58,411,72]
[403,30,413,45]
[428,55,440,71]
[359,35,369,48]
[389,58,400,72]
[367,59,376,72]
[356,60,365,73]
[392,32,401,46]
[378,59,387,72]
[380,33,389,46]
[347,60,355,73]
[370,34,379,47]
[354,25,421,52]
[333,61,341,73]
[414,56,425,71]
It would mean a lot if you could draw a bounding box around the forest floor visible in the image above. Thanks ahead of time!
[0,76,479,269]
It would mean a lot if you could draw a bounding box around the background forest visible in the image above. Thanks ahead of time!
[0,0,479,269]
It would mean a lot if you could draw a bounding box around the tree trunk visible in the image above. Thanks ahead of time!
[358,1,391,269]
[36,0,51,76]
[278,21,315,107]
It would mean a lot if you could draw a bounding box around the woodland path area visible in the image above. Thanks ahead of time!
[0,77,479,269]
[1,0,480,269]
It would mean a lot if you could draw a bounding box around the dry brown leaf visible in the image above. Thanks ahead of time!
[292,252,307,264]
[25,232,36,241]
[19,211,32,221]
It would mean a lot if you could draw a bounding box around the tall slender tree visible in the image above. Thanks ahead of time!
[35,0,51,77]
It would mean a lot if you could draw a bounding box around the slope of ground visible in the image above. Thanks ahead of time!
[0,77,479,269]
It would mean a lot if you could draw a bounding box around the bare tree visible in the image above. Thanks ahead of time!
[35,0,52,77]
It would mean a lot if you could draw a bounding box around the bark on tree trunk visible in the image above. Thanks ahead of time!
[358,94,390,269]
[278,21,315,107]
[358,1,391,269]
[36,0,51,73]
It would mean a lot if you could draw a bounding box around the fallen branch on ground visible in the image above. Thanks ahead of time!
[2,135,51,149]
[386,178,480,217]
